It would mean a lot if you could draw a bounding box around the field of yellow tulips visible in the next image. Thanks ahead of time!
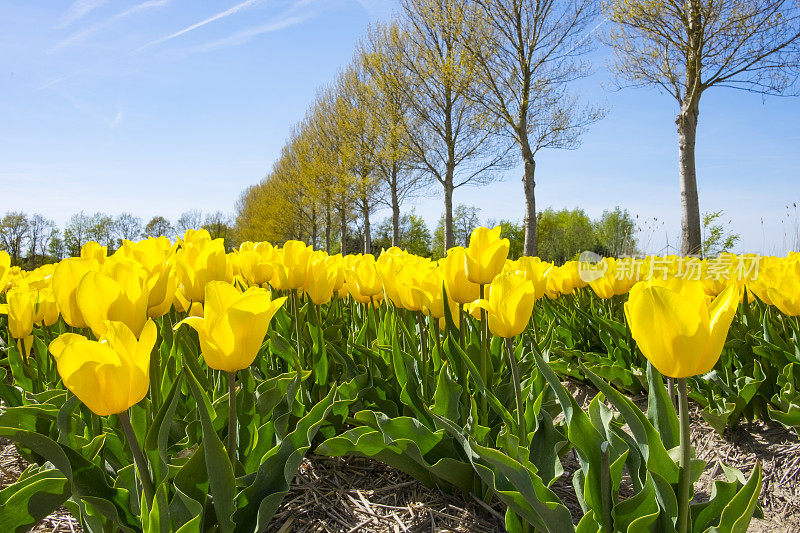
[3,226,799,531]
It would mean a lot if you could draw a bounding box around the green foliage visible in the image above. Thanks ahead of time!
[488,219,525,259]
[372,211,432,256]
[537,208,599,264]
[595,207,638,257]
[702,210,740,258]
[431,204,481,257]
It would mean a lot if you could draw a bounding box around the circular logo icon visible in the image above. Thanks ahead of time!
[578,251,607,282]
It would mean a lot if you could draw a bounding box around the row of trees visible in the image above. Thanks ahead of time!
[237,0,800,257]
[0,210,235,267]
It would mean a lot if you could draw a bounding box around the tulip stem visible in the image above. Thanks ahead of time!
[479,284,489,426]
[291,290,303,371]
[417,311,430,399]
[505,338,526,453]
[677,377,691,533]
[119,411,155,508]
[227,371,237,466]
[667,377,676,410]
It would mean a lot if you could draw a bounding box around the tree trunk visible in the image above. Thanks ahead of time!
[677,102,701,256]
[521,139,537,257]
[443,167,454,254]
[363,201,372,255]
[391,170,400,247]
[325,202,331,253]
[340,207,347,256]
[311,206,317,251]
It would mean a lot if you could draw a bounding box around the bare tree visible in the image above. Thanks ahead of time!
[176,210,204,236]
[203,211,235,247]
[470,0,605,256]
[0,212,30,265]
[335,63,383,254]
[604,0,800,254]
[116,212,143,242]
[87,212,116,251]
[144,216,173,239]
[362,22,427,247]
[398,0,512,254]
[64,212,91,257]
[27,214,55,267]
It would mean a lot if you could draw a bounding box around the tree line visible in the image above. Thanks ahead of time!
[0,210,235,267]
[236,0,800,257]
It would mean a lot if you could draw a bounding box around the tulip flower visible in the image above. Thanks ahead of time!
[465,226,509,285]
[81,241,107,265]
[625,276,739,533]
[49,320,157,416]
[511,257,551,300]
[175,230,229,302]
[588,258,638,299]
[0,250,10,291]
[175,281,286,372]
[49,319,157,504]
[624,277,740,379]
[473,272,534,447]
[52,257,99,328]
[346,255,383,299]
[0,287,38,356]
[441,247,479,304]
[305,254,338,305]
[238,241,277,287]
[176,281,286,463]
[750,256,800,316]
[116,237,177,317]
[76,258,150,337]
[473,272,536,339]
[280,240,313,290]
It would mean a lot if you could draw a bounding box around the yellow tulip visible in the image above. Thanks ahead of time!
[77,258,150,337]
[49,320,157,416]
[52,257,99,328]
[0,251,10,291]
[81,241,107,265]
[624,278,740,378]
[305,254,338,305]
[116,237,176,317]
[588,258,638,299]
[465,226,509,285]
[377,249,407,305]
[0,288,36,356]
[347,255,383,299]
[280,240,313,290]
[441,247,479,304]
[175,231,228,302]
[473,272,535,338]
[238,241,276,287]
[394,261,436,312]
[176,281,287,372]
[750,256,800,316]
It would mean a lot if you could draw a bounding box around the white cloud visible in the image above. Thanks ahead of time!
[56,0,109,28]
[188,14,312,53]
[136,0,266,52]
[52,0,174,52]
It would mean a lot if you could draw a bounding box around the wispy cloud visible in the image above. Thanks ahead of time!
[52,0,174,52]
[184,0,322,54]
[187,14,312,53]
[136,0,266,52]
[56,0,109,28]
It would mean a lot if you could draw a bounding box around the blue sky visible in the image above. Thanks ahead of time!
[1,0,798,254]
